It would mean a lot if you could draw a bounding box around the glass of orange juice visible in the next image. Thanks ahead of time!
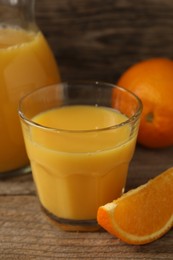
[19,82,142,231]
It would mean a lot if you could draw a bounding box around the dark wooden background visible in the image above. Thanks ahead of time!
[36,0,173,82]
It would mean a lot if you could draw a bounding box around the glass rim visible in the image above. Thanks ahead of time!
[18,81,143,133]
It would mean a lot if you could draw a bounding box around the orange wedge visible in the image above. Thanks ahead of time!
[97,167,173,245]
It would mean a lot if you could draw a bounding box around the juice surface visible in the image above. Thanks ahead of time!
[0,27,60,172]
[23,105,137,220]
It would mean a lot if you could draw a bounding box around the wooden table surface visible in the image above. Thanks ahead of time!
[0,145,173,259]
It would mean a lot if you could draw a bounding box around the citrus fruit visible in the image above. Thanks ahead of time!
[117,58,173,148]
[97,167,173,245]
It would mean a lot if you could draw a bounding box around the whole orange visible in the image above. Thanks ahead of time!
[117,58,173,148]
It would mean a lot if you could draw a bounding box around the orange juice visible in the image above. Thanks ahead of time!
[23,105,137,220]
[0,27,60,173]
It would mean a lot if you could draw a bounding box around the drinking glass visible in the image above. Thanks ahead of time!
[19,82,142,231]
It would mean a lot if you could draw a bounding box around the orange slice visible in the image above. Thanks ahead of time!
[97,167,173,245]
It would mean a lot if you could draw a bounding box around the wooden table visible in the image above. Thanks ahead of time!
[0,145,173,259]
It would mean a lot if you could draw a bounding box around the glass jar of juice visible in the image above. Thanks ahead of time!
[0,0,61,176]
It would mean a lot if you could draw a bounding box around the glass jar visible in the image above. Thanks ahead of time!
[0,0,61,177]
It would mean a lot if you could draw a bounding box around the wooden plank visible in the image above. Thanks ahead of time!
[0,173,35,196]
[0,195,173,259]
[35,0,173,82]
[127,145,173,190]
